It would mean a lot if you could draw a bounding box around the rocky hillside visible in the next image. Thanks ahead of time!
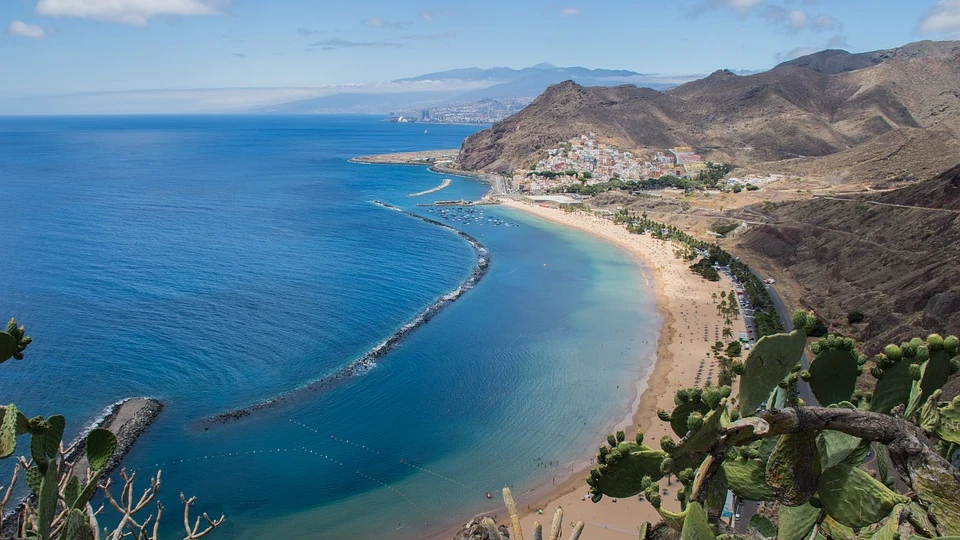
[734,164,960,353]
[458,40,960,176]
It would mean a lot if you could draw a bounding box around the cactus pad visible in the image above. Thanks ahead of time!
[747,515,776,539]
[0,332,16,363]
[672,402,727,467]
[589,439,666,499]
[671,401,711,437]
[680,502,714,540]
[86,428,117,471]
[777,502,820,540]
[817,464,908,528]
[766,430,821,506]
[739,329,806,416]
[818,428,862,470]
[0,404,19,459]
[722,459,774,501]
[869,354,913,414]
[818,515,855,540]
[933,394,960,445]
[807,340,859,406]
[919,349,955,403]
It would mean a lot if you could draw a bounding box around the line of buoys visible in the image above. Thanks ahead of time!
[290,420,382,455]
[290,419,483,494]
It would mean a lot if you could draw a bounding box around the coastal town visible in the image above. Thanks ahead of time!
[513,134,779,194]
[385,97,533,125]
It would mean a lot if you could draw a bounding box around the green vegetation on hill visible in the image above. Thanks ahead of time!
[612,208,784,338]
[710,221,740,236]
[543,167,737,197]
[696,162,734,188]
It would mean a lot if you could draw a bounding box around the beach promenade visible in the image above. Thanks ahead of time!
[497,198,748,539]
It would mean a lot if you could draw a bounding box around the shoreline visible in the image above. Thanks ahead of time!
[196,201,491,428]
[344,152,741,539]
[482,198,747,539]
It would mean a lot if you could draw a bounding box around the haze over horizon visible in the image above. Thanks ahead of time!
[3,0,960,113]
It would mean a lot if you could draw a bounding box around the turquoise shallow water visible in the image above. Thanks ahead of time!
[0,115,658,538]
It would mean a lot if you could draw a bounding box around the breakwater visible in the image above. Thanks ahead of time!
[409,178,452,197]
[197,201,490,427]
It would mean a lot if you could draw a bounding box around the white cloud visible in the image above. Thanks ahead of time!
[309,38,405,50]
[757,5,841,34]
[775,46,821,62]
[7,20,46,38]
[917,0,960,34]
[35,0,230,25]
[420,9,455,22]
[710,0,766,13]
[560,7,580,17]
[362,17,411,29]
[811,14,840,32]
[787,9,807,30]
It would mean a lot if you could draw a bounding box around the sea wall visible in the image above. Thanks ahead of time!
[66,397,164,477]
[197,201,490,427]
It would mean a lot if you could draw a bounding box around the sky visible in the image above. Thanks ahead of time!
[2,0,960,113]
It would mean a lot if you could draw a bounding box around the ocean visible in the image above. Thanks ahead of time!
[0,115,658,538]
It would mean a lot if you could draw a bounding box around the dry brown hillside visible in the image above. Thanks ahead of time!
[733,164,960,353]
[458,40,960,178]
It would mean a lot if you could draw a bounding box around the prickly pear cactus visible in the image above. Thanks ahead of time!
[917,334,957,406]
[817,464,908,528]
[805,335,861,406]
[722,458,774,501]
[0,404,23,459]
[869,344,914,414]
[670,400,728,469]
[818,403,864,470]
[679,502,714,540]
[0,318,31,363]
[588,431,666,500]
[777,502,821,540]
[933,393,960,445]
[739,316,808,415]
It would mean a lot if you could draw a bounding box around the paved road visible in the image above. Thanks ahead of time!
[812,195,960,214]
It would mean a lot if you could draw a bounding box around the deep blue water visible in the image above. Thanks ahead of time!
[0,116,657,538]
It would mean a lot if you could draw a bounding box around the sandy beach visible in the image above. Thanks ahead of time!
[495,198,748,539]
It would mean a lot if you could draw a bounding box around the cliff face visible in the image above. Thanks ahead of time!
[734,165,960,353]
[458,40,960,176]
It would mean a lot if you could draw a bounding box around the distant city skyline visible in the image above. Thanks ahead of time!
[2,0,960,113]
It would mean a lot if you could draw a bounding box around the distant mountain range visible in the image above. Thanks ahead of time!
[459,40,960,178]
[258,63,691,116]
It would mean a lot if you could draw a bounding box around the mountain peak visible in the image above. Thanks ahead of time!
[532,62,558,70]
